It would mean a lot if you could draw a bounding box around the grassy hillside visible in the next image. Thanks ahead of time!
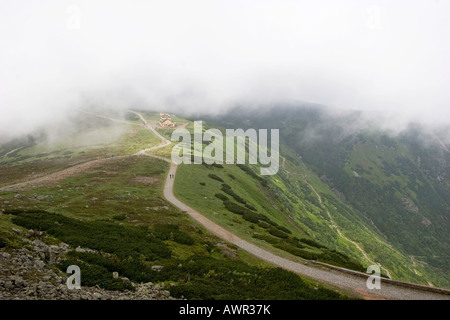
[0,110,354,300]
[200,105,450,288]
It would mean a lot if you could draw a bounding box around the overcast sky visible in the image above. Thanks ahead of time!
[1,0,450,139]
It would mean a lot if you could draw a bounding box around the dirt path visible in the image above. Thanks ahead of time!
[0,111,165,191]
[161,161,449,299]
[432,133,450,153]
[281,155,392,278]
[136,114,449,300]
[0,156,130,191]
[3,112,449,299]
[0,147,25,160]
[303,179,392,279]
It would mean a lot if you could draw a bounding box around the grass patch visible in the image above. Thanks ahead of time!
[152,223,195,245]
[10,210,171,260]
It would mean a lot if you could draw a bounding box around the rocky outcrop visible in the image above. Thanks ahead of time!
[0,239,175,300]
[401,197,419,213]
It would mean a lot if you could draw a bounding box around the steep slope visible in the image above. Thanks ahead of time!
[201,104,450,288]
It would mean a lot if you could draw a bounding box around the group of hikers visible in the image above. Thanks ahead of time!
[169,173,175,179]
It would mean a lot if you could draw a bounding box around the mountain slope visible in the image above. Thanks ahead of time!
[201,104,450,288]
[0,110,353,300]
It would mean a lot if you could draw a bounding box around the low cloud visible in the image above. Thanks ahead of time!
[1,0,450,142]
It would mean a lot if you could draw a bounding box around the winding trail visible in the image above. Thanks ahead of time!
[304,180,392,279]
[280,155,392,278]
[0,147,24,160]
[0,156,129,191]
[136,113,449,300]
[2,111,449,299]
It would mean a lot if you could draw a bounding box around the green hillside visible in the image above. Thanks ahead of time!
[0,110,353,300]
[202,104,450,288]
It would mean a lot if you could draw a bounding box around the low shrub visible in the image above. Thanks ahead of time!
[274,243,307,257]
[112,214,126,221]
[58,258,134,291]
[165,255,343,300]
[208,174,224,183]
[153,224,195,245]
[275,225,292,234]
[242,211,260,223]
[223,201,252,216]
[268,227,289,239]
[252,233,280,246]
[221,184,246,204]
[257,221,271,229]
[298,238,325,249]
[214,193,229,202]
[11,210,172,260]
[237,164,268,187]
[0,237,7,248]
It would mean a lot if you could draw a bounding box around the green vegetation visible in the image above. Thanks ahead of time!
[0,235,7,248]
[0,113,352,299]
[208,173,224,183]
[176,163,365,272]
[221,183,247,204]
[165,256,344,300]
[5,106,448,297]
[58,255,135,291]
[0,111,159,167]
[153,223,195,245]
[7,209,346,299]
[10,210,172,260]
[202,105,450,288]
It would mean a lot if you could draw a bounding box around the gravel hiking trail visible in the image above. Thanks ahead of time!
[138,113,450,300]
[2,111,449,300]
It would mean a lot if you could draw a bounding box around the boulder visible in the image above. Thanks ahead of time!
[151,265,164,272]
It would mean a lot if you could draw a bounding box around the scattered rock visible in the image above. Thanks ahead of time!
[35,260,45,269]
[26,230,44,239]
[1,252,11,259]
[35,195,53,201]
[216,243,237,259]
[12,228,23,235]
[421,217,432,227]
[74,246,96,254]
[151,265,164,272]
[0,242,176,300]
[401,197,419,213]
[120,277,130,284]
